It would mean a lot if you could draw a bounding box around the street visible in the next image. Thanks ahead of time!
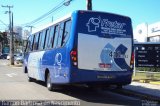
[0,60,143,106]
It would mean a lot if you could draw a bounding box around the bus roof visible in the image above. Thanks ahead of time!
[31,10,131,34]
[31,13,72,34]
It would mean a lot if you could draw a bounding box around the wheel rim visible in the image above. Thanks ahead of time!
[28,76,30,80]
[47,74,51,88]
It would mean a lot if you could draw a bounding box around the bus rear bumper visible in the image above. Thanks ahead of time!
[70,69,133,86]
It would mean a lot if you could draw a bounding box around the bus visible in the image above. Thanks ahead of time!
[23,10,134,91]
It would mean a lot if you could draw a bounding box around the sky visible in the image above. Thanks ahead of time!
[0,0,160,32]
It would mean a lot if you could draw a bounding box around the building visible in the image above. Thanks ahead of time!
[22,30,30,40]
[148,22,160,42]
[13,26,22,41]
[134,22,160,42]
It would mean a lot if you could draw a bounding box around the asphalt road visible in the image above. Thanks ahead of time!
[0,60,143,106]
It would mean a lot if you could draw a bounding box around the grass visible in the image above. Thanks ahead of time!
[132,71,160,81]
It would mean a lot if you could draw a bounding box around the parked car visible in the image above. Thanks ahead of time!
[7,53,20,60]
[14,53,23,64]
[7,55,10,60]
[0,54,8,59]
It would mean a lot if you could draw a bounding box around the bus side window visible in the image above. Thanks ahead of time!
[33,33,39,51]
[48,26,55,48]
[62,20,71,46]
[27,35,34,52]
[44,28,50,49]
[25,36,30,52]
[53,25,59,48]
[39,30,46,50]
[57,22,64,47]
[24,41,28,53]
[25,35,33,52]
[38,32,43,50]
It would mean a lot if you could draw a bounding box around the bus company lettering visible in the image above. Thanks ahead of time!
[86,17,100,32]
[54,53,62,77]
[101,18,126,36]
[55,53,62,67]
[86,17,126,36]
[101,19,125,30]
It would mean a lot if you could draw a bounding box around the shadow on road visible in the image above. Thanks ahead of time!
[34,80,142,106]
[60,86,142,106]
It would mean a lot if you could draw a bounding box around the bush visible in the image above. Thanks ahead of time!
[136,67,160,72]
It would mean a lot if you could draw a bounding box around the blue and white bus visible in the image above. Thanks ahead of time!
[23,10,134,90]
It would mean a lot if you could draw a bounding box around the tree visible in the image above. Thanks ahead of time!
[0,32,4,42]
[0,31,8,44]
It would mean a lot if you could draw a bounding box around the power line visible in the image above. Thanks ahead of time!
[0,19,8,27]
[22,0,75,27]
[22,0,69,27]
[30,5,66,26]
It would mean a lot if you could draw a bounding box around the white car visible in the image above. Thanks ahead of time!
[7,54,20,60]
[14,53,23,64]
[7,55,10,60]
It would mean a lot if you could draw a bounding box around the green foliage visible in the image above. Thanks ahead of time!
[136,67,160,72]
[0,31,8,44]
[0,32,4,42]
[133,71,160,80]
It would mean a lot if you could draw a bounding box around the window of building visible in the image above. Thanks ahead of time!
[149,36,160,42]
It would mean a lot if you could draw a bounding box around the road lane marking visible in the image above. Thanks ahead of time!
[6,73,17,77]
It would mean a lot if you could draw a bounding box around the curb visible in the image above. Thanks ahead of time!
[7,64,22,67]
[122,89,160,103]
[110,88,160,103]
[132,79,160,85]
[149,81,160,85]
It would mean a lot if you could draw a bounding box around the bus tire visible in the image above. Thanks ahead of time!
[46,73,53,91]
[28,76,33,82]
[116,85,123,89]
[24,67,28,73]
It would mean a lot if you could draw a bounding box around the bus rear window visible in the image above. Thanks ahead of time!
[77,11,133,38]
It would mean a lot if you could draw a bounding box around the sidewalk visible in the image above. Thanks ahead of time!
[133,78,160,85]
[124,81,160,101]
[0,60,23,67]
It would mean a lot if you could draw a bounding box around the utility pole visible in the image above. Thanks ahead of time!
[52,16,53,22]
[11,13,14,65]
[1,5,14,65]
[86,0,92,10]
[26,26,34,33]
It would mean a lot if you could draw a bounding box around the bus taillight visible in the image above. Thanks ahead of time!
[130,52,134,68]
[70,49,78,66]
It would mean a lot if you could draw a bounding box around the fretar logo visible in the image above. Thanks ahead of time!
[86,17,126,32]
[101,19,126,29]
[86,17,100,32]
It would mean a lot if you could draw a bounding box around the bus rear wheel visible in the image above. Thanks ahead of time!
[46,73,53,91]
[28,76,33,82]
[116,85,123,89]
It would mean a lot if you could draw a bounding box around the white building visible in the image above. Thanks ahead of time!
[13,26,22,41]
[134,22,160,42]
[22,30,30,40]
